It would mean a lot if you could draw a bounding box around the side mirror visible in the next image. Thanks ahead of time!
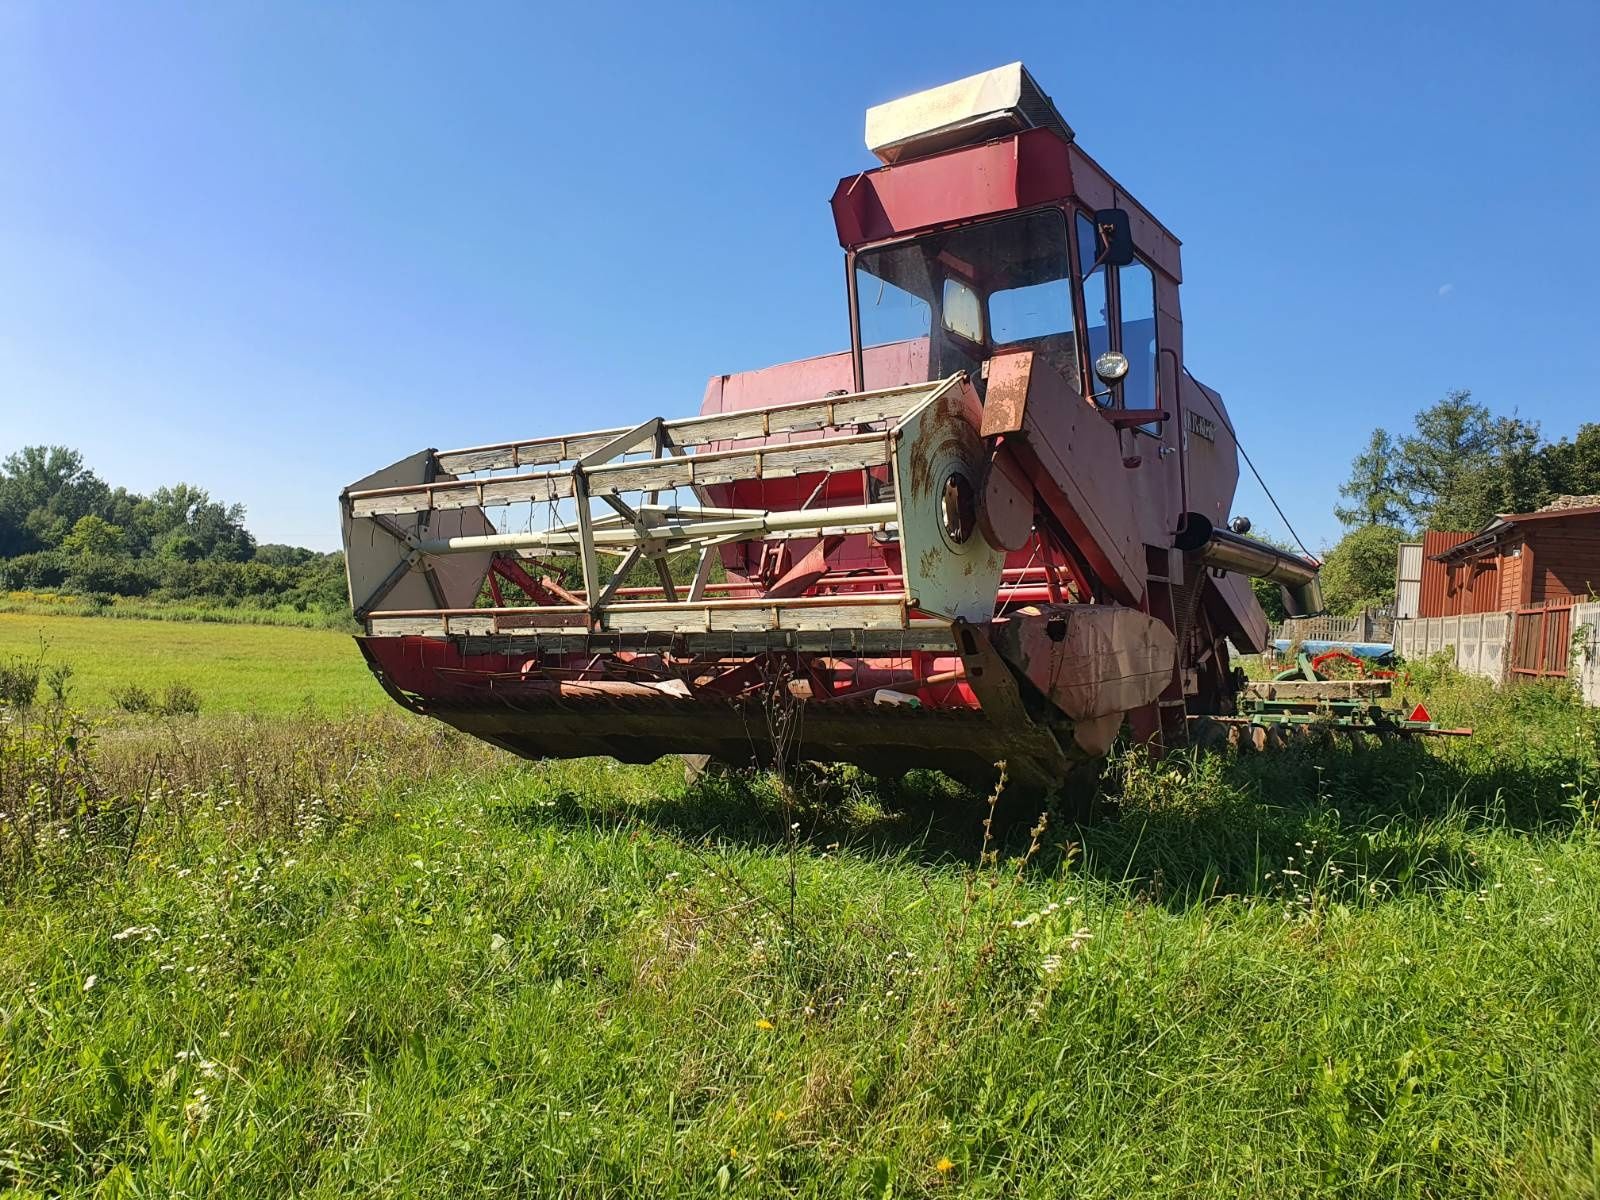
[1091,208,1135,270]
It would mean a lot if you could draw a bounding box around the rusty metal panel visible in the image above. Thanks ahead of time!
[891,376,1008,621]
[1418,530,1471,617]
[1179,373,1243,548]
[980,349,1032,438]
[1004,354,1144,605]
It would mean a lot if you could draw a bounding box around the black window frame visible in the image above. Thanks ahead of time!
[1073,208,1163,435]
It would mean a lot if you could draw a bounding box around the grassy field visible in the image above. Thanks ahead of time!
[0,613,379,715]
[1,623,1599,1196]
[0,592,355,632]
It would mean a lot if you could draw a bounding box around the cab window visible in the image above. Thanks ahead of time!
[989,277,1072,344]
[1077,212,1161,431]
[1119,258,1159,433]
[1076,213,1112,406]
[941,277,984,343]
[854,209,1075,391]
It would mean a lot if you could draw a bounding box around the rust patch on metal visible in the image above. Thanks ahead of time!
[981,350,1033,438]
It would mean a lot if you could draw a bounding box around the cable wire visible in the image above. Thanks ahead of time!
[1184,367,1317,562]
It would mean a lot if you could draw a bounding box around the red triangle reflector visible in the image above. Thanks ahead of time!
[1408,703,1431,723]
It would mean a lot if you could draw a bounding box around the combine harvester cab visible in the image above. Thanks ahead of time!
[341,63,1330,796]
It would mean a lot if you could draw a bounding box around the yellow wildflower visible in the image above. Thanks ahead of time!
[936,1157,954,1173]
[755,1018,774,1030]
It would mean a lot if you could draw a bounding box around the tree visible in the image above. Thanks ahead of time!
[1334,429,1406,529]
[133,484,254,562]
[60,514,126,556]
[1479,414,1547,517]
[1319,525,1407,615]
[1394,390,1496,531]
[1541,423,1600,497]
[254,543,318,567]
[0,446,113,555]
[157,532,206,563]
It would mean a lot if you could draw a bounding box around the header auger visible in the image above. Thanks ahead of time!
[341,63,1342,798]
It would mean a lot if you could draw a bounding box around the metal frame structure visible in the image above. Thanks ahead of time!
[343,374,1010,645]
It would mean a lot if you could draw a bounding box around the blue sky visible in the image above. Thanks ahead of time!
[2,0,1596,553]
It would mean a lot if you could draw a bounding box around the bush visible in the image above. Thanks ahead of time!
[112,680,200,716]
[158,681,201,716]
[111,682,153,714]
[0,550,351,617]
[43,663,73,707]
[0,655,40,708]
[0,550,70,591]
[63,554,158,598]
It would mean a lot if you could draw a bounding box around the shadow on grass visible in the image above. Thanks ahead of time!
[489,725,1593,910]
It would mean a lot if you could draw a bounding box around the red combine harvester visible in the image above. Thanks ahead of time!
[340,64,1330,796]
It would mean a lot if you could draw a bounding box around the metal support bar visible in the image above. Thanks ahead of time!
[414,501,898,557]
[354,550,421,619]
[599,492,648,534]
[579,417,663,469]
[653,557,679,603]
[571,467,600,615]
[352,430,896,516]
[430,377,950,475]
[593,546,643,609]
[687,545,716,603]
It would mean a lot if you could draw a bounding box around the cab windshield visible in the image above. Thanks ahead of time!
[853,208,1077,393]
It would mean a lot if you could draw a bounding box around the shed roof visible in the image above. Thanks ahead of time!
[1430,499,1600,562]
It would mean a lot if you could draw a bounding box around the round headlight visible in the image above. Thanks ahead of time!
[1094,350,1130,383]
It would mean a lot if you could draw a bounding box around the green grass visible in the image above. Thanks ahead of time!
[1,668,1598,1195]
[0,613,379,715]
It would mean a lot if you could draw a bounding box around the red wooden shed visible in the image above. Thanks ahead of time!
[1423,496,1600,618]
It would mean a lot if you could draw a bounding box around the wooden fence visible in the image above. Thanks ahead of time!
[1272,610,1395,646]
[1510,598,1576,679]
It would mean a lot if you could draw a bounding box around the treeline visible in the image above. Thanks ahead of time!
[1335,390,1599,533]
[0,446,345,612]
[1308,392,1600,616]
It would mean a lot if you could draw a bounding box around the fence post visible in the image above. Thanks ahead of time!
[1574,602,1600,706]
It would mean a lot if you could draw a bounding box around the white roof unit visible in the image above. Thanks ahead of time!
[864,62,1074,165]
